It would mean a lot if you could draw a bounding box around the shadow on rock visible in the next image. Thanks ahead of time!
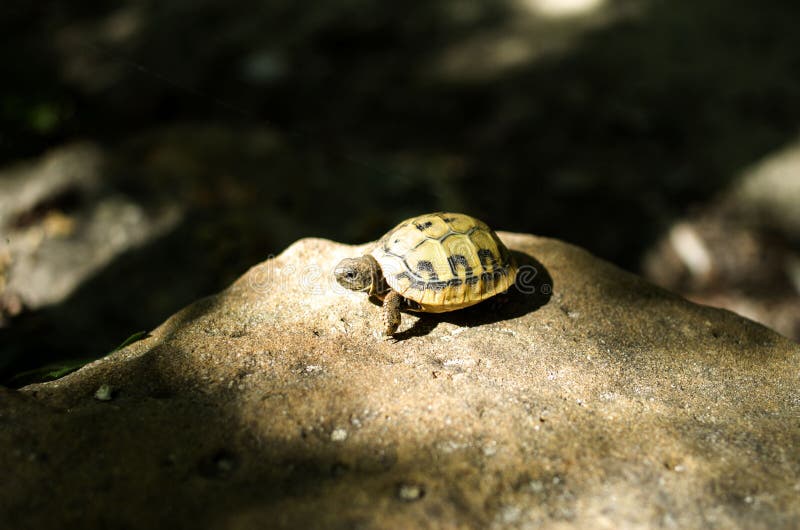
[391,251,552,340]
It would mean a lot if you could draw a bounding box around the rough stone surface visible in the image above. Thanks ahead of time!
[1,234,799,529]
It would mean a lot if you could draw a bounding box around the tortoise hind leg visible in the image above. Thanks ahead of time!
[382,290,403,336]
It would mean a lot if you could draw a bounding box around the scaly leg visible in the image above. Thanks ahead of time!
[382,290,403,336]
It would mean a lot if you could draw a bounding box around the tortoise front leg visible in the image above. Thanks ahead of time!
[382,290,403,336]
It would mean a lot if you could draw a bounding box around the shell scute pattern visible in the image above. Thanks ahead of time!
[443,214,476,233]
[413,215,450,239]
[370,212,516,311]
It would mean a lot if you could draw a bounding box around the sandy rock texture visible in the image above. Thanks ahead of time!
[1,234,798,529]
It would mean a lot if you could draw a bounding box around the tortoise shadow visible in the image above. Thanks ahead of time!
[389,251,553,340]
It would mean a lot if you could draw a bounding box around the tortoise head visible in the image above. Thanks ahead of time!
[334,255,380,293]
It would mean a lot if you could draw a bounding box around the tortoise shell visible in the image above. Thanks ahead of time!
[370,212,516,312]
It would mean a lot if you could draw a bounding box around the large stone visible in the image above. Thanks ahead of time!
[1,234,798,529]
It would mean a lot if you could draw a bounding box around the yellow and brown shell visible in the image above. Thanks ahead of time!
[370,212,516,312]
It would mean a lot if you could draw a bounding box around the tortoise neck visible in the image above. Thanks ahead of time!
[364,254,389,297]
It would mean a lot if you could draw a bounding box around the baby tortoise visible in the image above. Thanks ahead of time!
[334,212,517,335]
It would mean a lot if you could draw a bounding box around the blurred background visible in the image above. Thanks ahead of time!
[1,0,799,384]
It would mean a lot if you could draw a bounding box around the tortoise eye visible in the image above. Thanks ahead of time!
[346,271,356,279]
